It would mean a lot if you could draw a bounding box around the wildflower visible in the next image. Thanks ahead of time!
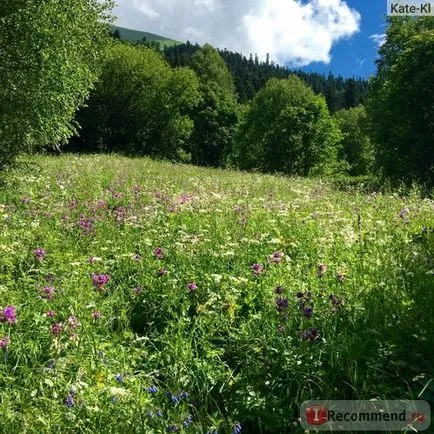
[317,263,327,277]
[277,325,285,333]
[88,256,97,264]
[268,251,284,264]
[147,386,158,394]
[179,391,189,399]
[45,274,55,283]
[67,316,80,330]
[78,216,94,233]
[399,208,409,219]
[0,335,10,350]
[154,248,165,260]
[65,394,74,408]
[42,286,56,301]
[46,309,56,318]
[303,307,313,318]
[330,294,341,306]
[183,415,193,427]
[166,425,179,432]
[47,360,55,369]
[91,273,111,291]
[296,291,304,298]
[274,285,285,294]
[20,197,31,204]
[33,248,46,261]
[50,323,62,336]
[275,297,289,312]
[250,263,264,276]
[0,306,17,324]
[134,287,143,295]
[111,396,118,404]
[157,268,168,277]
[187,282,198,292]
[91,310,102,319]
[115,373,123,383]
[133,254,142,262]
[336,272,346,283]
[300,327,319,342]
[233,422,242,434]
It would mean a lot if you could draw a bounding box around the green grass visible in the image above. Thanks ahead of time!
[112,25,181,48]
[0,155,433,433]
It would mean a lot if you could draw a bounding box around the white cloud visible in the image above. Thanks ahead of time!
[114,0,361,66]
[369,33,386,48]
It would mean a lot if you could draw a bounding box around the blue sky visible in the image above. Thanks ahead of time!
[297,1,388,78]
[115,0,389,80]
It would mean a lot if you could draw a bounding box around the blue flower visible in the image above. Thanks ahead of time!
[65,394,74,408]
[233,422,242,434]
[115,373,123,383]
[147,385,158,394]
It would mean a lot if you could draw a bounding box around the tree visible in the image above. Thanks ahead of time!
[368,17,434,186]
[0,0,113,169]
[233,76,342,176]
[334,105,374,176]
[69,43,200,160]
[188,44,240,167]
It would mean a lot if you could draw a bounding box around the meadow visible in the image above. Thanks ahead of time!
[0,155,433,433]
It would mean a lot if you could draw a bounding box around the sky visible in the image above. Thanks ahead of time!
[113,0,389,78]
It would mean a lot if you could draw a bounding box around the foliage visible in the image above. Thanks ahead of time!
[334,105,374,176]
[188,45,240,167]
[232,76,342,176]
[0,0,113,170]
[68,43,200,160]
[0,155,432,433]
[368,17,434,187]
[164,42,369,110]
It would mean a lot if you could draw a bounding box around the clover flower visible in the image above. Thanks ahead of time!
[268,251,284,264]
[33,248,46,261]
[91,273,111,291]
[0,335,10,350]
[50,323,62,336]
[42,286,56,301]
[317,263,327,277]
[0,306,17,324]
[154,248,165,260]
[251,263,264,275]
[92,310,102,319]
[275,297,289,312]
[187,282,198,292]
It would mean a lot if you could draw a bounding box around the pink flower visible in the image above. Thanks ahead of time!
[0,335,10,349]
[46,310,56,318]
[92,310,102,319]
[0,306,17,324]
[51,323,62,336]
[250,263,264,276]
[187,282,198,292]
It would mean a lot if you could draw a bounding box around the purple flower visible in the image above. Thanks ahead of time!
[154,248,165,260]
[157,268,168,277]
[251,263,264,275]
[65,394,74,408]
[0,335,10,350]
[91,273,111,291]
[317,263,327,277]
[399,208,409,219]
[42,286,56,301]
[51,323,62,336]
[275,297,289,312]
[0,306,17,324]
[166,425,179,432]
[303,307,313,318]
[134,287,143,295]
[300,327,319,342]
[182,415,193,428]
[34,248,46,261]
[133,254,142,262]
[268,251,284,264]
[67,316,80,330]
[274,285,285,294]
[78,216,94,233]
[92,310,102,319]
[46,309,56,318]
[187,282,198,292]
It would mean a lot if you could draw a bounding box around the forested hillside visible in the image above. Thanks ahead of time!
[163,42,369,111]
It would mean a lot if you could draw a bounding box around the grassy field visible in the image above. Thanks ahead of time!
[0,155,433,433]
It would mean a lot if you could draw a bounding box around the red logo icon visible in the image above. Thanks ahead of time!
[306,406,328,425]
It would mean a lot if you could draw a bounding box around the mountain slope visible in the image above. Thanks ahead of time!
[112,25,180,47]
